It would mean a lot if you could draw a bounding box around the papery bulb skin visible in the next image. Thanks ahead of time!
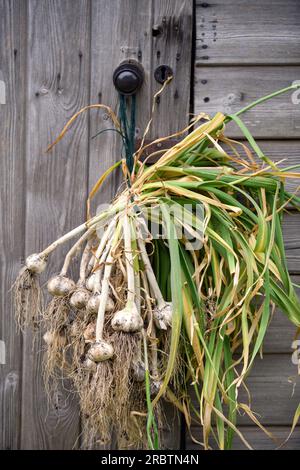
[86,273,97,292]
[26,253,47,274]
[83,322,96,342]
[111,304,143,333]
[70,288,91,310]
[88,340,114,362]
[86,294,114,315]
[153,302,172,330]
[131,360,145,382]
[43,330,55,345]
[43,330,66,347]
[83,357,97,371]
[150,379,162,397]
[47,275,75,297]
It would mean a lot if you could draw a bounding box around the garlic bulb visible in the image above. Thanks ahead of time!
[150,379,162,397]
[86,294,115,315]
[131,360,145,382]
[47,275,75,297]
[153,302,172,330]
[83,322,96,342]
[88,340,114,362]
[86,273,97,292]
[83,357,97,371]
[111,304,143,333]
[43,330,55,345]
[43,330,66,347]
[70,287,91,310]
[26,253,47,274]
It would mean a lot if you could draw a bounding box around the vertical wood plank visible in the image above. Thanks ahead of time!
[151,0,193,137]
[89,0,153,449]
[151,0,193,450]
[90,0,193,450]
[0,0,27,450]
[191,0,300,451]
[21,0,91,449]
[89,0,153,211]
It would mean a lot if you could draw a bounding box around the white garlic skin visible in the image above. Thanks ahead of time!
[88,340,114,362]
[131,360,145,382]
[83,357,97,371]
[86,294,115,314]
[69,321,80,338]
[47,275,75,297]
[83,322,96,342]
[111,305,143,333]
[153,302,173,330]
[70,288,91,310]
[26,253,47,274]
[86,273,97,292]
[105,296,114,312]
[43,331,55,345]
[150,379,162,397]
[43,330,66,347]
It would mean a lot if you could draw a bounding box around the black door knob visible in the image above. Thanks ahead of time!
[113,60,144,96]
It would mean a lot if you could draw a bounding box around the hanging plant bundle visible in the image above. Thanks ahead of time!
[13,84,300,450]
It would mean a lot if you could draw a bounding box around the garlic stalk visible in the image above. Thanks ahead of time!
[79,236,95,284]
[141,270,161,394]
[47,228,94,297]
[94,241,115,341]
[37,201,125,262]
[136,219,172,330]
[89,221,122,362]
[86,216,117,292]
[86,234,115,314]
[60,228,95,277]
[69,234,95,308]
[111,213,143,333]
[96,222,120,341]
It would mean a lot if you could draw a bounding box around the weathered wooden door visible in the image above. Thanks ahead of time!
[0,0,299,450]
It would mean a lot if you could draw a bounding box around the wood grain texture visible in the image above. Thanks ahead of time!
[189,354,300,428]
[262,276,299,354]
[228,140,300,195]
[283,213,300,273]
[195,0,300,65]
[0,0,26,450]
[151,0,193,137]
[21,0,91,449]
[89,0,152,212]
[0,0,298,452]
[194,66,300,138]
[186,426,300,450]
[192,0,300,445]
[89,0,193,450]
[89,0,153,449]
